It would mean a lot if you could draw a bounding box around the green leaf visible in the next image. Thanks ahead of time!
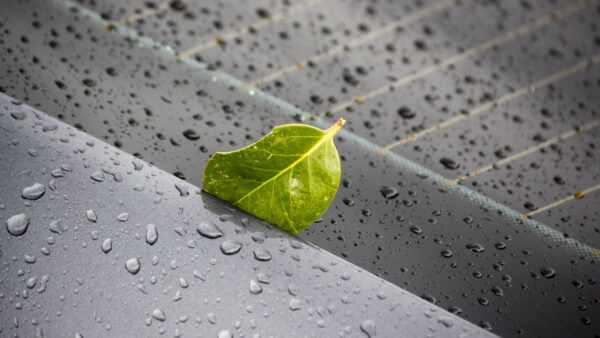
[203,118,345,234]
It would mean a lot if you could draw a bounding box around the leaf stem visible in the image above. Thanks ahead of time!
[326,118,346,137]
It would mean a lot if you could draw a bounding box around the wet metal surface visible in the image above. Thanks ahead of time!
[0,94,494,337]
[0,0,599,336]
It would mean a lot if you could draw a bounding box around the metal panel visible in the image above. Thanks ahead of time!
[0,94,494,337]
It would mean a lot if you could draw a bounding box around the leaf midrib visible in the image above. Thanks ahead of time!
[233,123,341,206]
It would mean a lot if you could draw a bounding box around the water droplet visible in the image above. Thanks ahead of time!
[289,298,302,310]
[360,319,376,337]
[175,182,189,197]
[26,276,37,289]
[397,106,415,119]
[409,225,422,234]
[152,308,166,321]
[6,214,30,236]
[11,111,27,120]
[491,285,504,297]
[37,275,49,293]
[125,258,140,274]
[440,157,460,170]
[90,170,105,182]
[49,220,62,234]
[217,330,233,338]
[257,272,270,284]
[146,224,158,245]
[249,280,262,294]
[24,254,36,264]
[117,213,129,222]
[197,222,223,238]
[21,183,46,200]
[86,210,97,223]
[441,249,452,258]
[437,316,454,328]
[380,186,398,199]
[220,240,242,255]
[101,238,112,253]
[253,247,272,261]
[465,243,485,253]
[540,267,556,279]
[182,129,200,141]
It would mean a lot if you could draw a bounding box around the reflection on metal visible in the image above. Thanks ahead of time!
[375,53,600,153]
[106,0,188,30]
[174,0,325,60]
[516,183,600,221]
[442,118,600,187]
[240,0,457,90]
[310,0,594,121]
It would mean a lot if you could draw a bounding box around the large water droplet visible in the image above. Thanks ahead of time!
[217,330,233,338]
[253,247,272,261]
[289,298,302,311]
[6,214,30,236]
[152,308,166,321]
[360,319,376,337]
[102,238,112,253]
[249,279,262,294]
[465,243,485,253]
[197,222,223,238]
[380,186,398,199]
[146,224,158,245]
[90,170,105,182]
[540,267,556,279]
[21,183,46,200]
[125,258,140,274]
[220,240,242,255]
[86,209,97,223]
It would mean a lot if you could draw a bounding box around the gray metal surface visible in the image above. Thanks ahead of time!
[1,0,600,337]
[0,94,494,337]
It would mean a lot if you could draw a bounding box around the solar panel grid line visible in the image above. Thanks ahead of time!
[516,182,600,221]
[52,0,600,264]
[240,0,457,90]
[106,0,181,30]
[442,118,600,187]
[174,0,325,60]
[374,53,600,153]
[308,0,595,121]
